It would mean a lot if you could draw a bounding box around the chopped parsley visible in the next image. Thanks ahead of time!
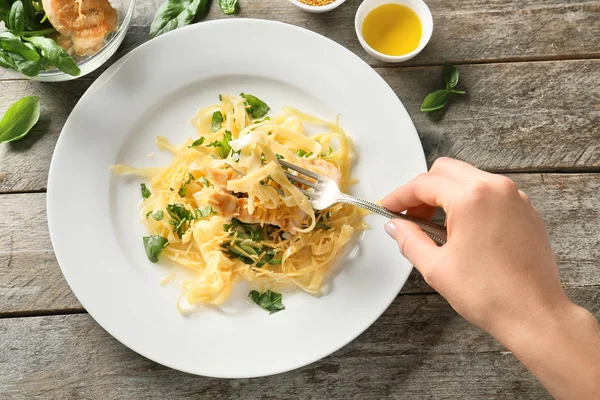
[141,183,151,199]
[166,203,215,238]
[221,218,281,267]
[248,290,285,314]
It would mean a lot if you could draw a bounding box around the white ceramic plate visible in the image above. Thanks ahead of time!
[48,19,426,378]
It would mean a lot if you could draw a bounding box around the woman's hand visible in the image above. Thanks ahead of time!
[382,157,600,399]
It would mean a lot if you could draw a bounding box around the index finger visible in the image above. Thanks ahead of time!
[381,173,459,212]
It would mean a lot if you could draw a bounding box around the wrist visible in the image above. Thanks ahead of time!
[491,295,577,352]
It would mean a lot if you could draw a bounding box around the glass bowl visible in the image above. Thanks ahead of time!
[31,0,135,82]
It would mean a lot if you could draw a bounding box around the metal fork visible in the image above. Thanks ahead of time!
[279,160,447,245]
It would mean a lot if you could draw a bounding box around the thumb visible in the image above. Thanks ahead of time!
[384,219,440,274]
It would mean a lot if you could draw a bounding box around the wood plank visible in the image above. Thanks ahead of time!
[1,59,599,192]
[119,0,600,69]
[2,0,597,81]
[1,287,597,399]
[380,59,600,171]
[0,80,92,193]
[1,173,599,314]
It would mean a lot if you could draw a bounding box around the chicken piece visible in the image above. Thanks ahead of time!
[208,191,305,232]
[205,167,240,191]
[299,158,342,185]
[42,0,118,56]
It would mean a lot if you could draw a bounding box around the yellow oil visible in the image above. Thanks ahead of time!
[362,3,422,56]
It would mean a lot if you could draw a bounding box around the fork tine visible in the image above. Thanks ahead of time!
[284,171,318,189]
[298,188,316,198]
[278,159,322,181]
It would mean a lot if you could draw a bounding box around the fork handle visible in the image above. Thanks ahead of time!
[338,194,447,245]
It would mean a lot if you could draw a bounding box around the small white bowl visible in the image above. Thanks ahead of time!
[355,0,433,63]
[288,0,348,13]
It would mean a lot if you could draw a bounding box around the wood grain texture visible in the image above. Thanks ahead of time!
[1,60,599,192]
[381,59,600,170]
[2,287,597,399]
[1,173,599,314]
[0,80,92,193]
[2,0,597,81]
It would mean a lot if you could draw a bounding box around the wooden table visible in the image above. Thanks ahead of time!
[1,0,599,398]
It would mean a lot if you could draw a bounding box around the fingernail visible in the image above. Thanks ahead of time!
[384,221,396,239]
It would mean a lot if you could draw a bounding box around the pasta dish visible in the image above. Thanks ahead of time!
[112,93,365,313]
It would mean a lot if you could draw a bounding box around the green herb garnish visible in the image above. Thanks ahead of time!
[143,235,169,263]
[141,183,151,199]
[248,290,285,314]
[221,219,281,267]
[240,93,269,119]
[207,130,233,159]
[421,65,466,113]
[296,149,313,158]
[194,205,214,219]
[151,210,164,221]
[166,203,195,238]
[199,177,212,187]
[0,95,39,143]
[189,137,205,148]
[166,203,214,237]
[148,0,209,39]
[210,111,224,132]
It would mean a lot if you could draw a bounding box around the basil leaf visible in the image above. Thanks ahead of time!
[442,64,460,89]
[151,210,164,221]
[141,183,151,199]
[0,96,40,143]
[248,290,285,314]
[240,93,270,119]
[275,153,284,160]
[143,235,169,263]
[178,185,187,197]
[14,57,45,76]
[25,36,80,76]
[8,1,25,35]
[218,0,238,14]
[210,111,223,132]
[148,0,209,39]
[0,0,10,20]
[420,89,451,112]
[0,50,17,71]
[189,136,205,147]
[0,32,39,61]
[207,130,233,159]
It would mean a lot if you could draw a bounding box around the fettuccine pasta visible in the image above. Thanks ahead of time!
[113,93,366,311]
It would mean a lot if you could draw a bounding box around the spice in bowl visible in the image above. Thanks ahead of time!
[298,0,335,5]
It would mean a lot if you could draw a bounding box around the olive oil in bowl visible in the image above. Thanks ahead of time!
[362,3,423,57]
